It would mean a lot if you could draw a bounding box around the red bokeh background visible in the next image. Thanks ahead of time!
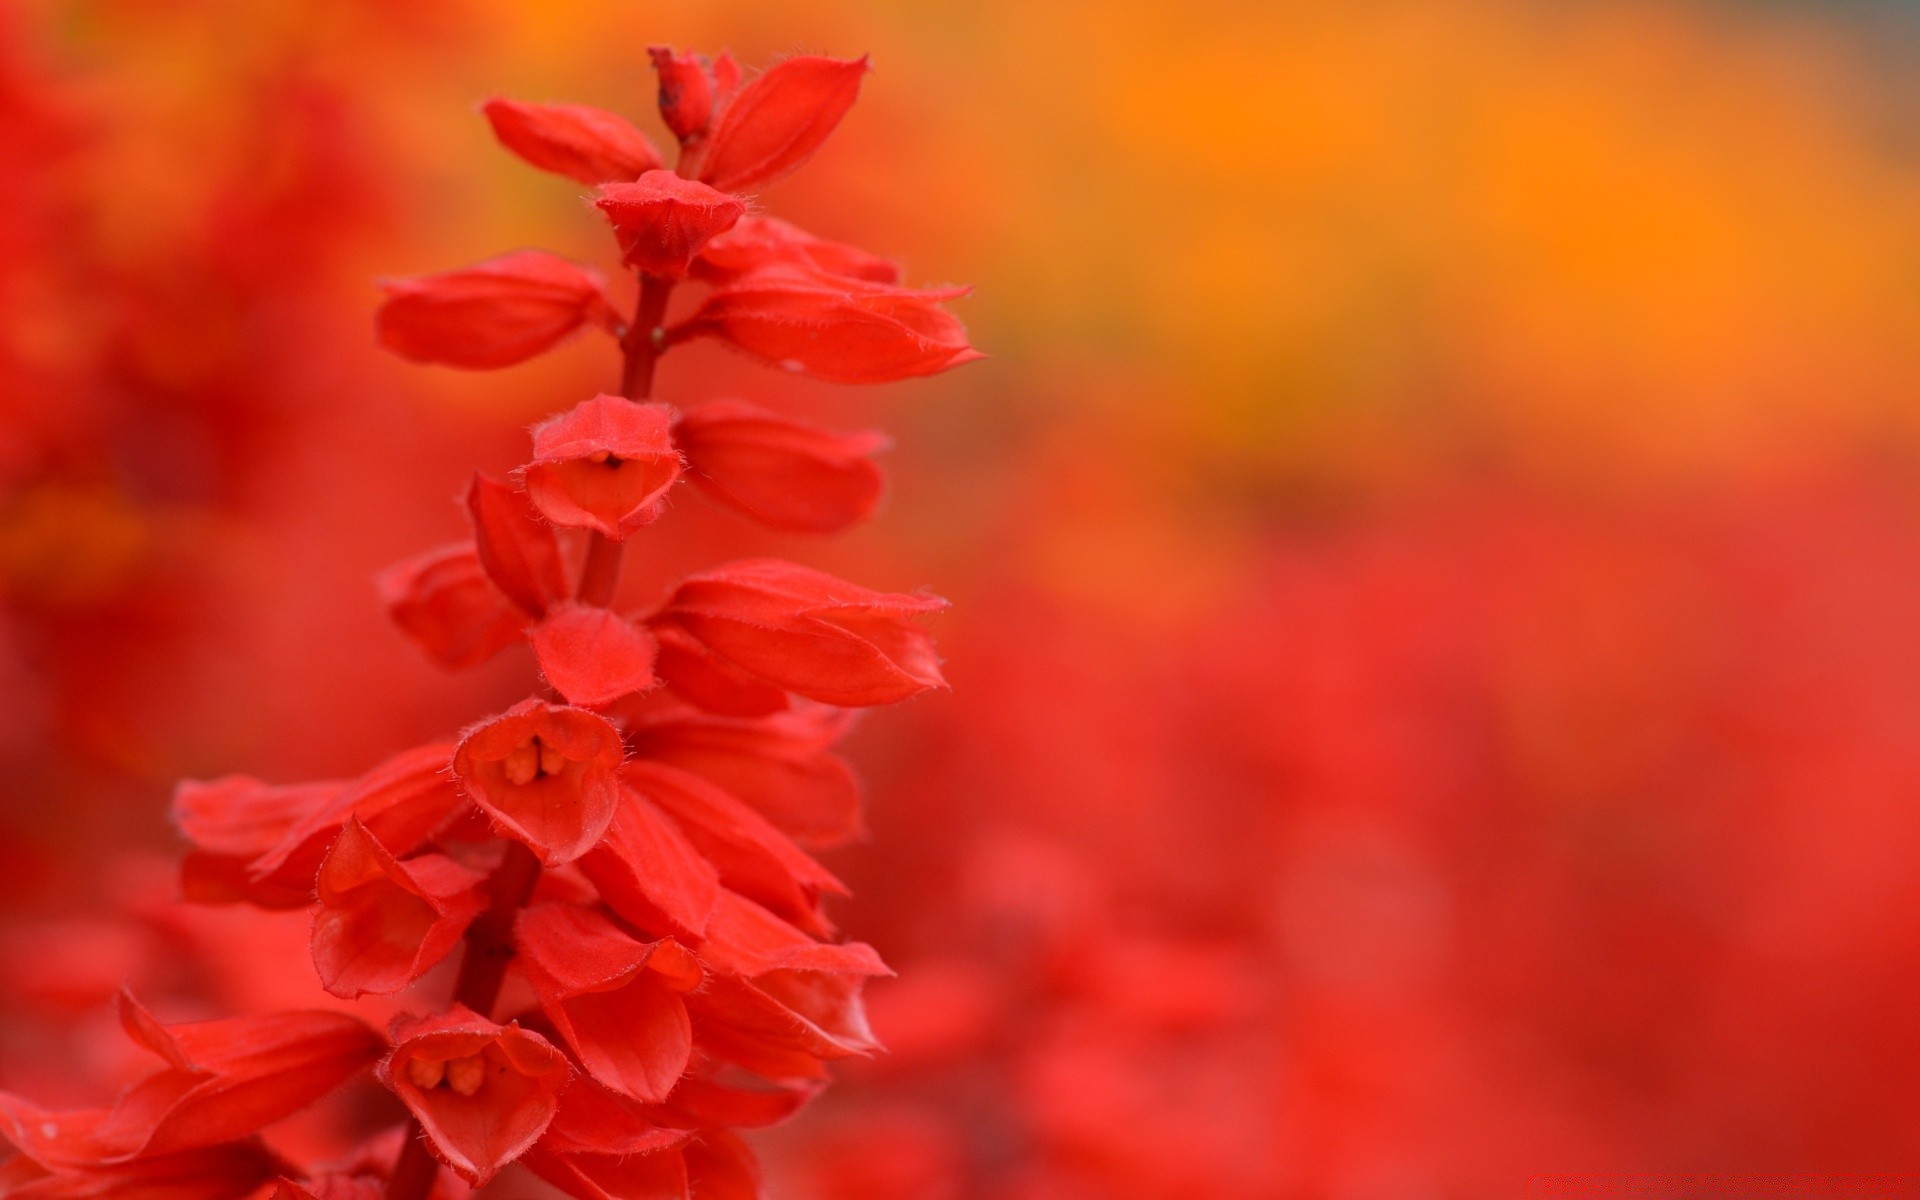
[3,1,1920,1196]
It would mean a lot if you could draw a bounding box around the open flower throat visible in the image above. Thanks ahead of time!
[0,44,971,1200]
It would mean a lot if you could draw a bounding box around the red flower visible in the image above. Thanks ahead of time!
[654,558,947,707]
[626,702,864,847]
[517,394,681,540]
[529,601,658,708]
[624,760,847,936]
[379,1008,569,1186]
[377,544,525,670]
[577,779,721,942]
[694,216,901,285]
[481,98,662,185]
[375,251,617,370]
[675,400,888,533]
[466,473,569,617]
[451,700,624,865]
[520,1074,690,1200]
[514,903,702,1101]
[694,55,869,193]
[595,171,747,279]
[669,263,979,384]
[648,47,740,144]
[649,622,793,718]
[311,819,487,999]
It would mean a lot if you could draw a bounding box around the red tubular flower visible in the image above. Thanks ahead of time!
[375,251,618,370]
[518,394,681,539]
[377,543,525,670]
[481,98,662,185]
[624,760,847,935]
[577,780,720,942]
[529,601,657,707]
[694,216,901,285]
[379,1008,569,1186]
[648,47,717,143]
[675,400,888,533]
[626,703,864,847]
[520,1075,690,1200]
[514,903,702,1101]
[655,558,947,707]
[466,473,569,617]
[670,264,980,384]
[595,171,746,279]
[311,820,487,999]
[694,55,869,193]
[451,699,624,865]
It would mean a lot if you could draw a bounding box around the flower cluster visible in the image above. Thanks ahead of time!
[0,46,970,1200]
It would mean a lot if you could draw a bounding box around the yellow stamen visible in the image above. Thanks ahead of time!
[406,1057,446,1089]
[446,1054,486,1097]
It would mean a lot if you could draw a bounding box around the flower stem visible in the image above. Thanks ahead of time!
[580,273,676,608]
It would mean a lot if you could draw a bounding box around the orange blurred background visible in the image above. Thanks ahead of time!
[4,0,1920,1196]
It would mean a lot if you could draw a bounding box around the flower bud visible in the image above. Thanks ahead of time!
[595,170,747,279]
[482,98,663,184]
[376,251,617,370]
[696,55,869,193]
[676,400,888,533]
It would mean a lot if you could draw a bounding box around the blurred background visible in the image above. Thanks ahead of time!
[3,0,1920,1196]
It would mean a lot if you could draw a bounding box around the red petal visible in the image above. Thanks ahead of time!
[312,820,486,998]
[451,699,623,865]
[696,55,869,193]
[172,777,339,860]
[518,395,681,540]
[530,602,658,708]
[515,904,697,1102]
[699,889,888,980]
[662,558,947,707]
[624,761,845,935]
[380,1008,569,1186]
[577,781,720,942]
[663,1074,820,1129]
[595,172,746,279]
[675,400,887,533]
[683,1132,761,1200]
[542,1073,691,1156]
[651,619,790,717]
[482,98,662,185]
[378,542,525,670]
[671,263,979,384]
[522,1143,688,1200]
[693,216,900,285]
[627,704,863,848]
[376,251,617,370]
[466,472,569,616]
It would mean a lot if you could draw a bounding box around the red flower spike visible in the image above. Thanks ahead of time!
[376,251,619,370]
[518,395,681,540]
[515,903,700,1102]
[651,619,791,717]
[648,47,713,143]
[246,742,467,904]
[658,558,947,707]
[481,98,663,185]
[696,55,869,193]
[466,472,569,616]
[577,780,721,942]
[530,602,658,707]
[595,171,746,279]
[694,216,901,286]
[312,820,487,999]
[627,704,863,848]
[378,543,525,671]
[380,1007,569,1186]
[624,760,847,935]
[675,400,889,534]
[670,264,980,384]
[80,991,383,1160]
[451,700,623,866]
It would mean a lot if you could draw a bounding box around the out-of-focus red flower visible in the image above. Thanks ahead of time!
[379,1007,569,1186]
[374,251,618,369]
[377,545,525,671]
[595,171,746,278]
[517,395,681,540]
[676,400,888,533]
[577,780,721,943]
[480,98,663,185]
[653,558,947,708]
[692,55,869,193]
[450,699,623,866]
[514,902,701,1102]
[669,264,979,383]
[464,473,569,617]
[624,702,864,848]
[311,819,487,999]
[528,601,658,708]
[694,216,901,286]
